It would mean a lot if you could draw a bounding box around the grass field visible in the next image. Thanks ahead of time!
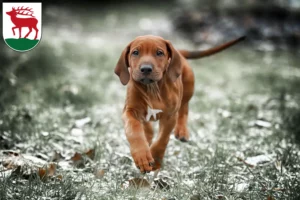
[1,4,300,200]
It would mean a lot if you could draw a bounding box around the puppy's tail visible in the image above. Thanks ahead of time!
[178,36,246,59]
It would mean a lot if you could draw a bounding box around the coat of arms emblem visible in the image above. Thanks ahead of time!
[2,2,42,52]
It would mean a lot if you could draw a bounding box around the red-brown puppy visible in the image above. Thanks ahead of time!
[114,35,245,173]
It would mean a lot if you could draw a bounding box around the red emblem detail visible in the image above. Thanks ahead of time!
[6,6,39,40]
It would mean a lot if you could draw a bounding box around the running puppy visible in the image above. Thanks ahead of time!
[114,35,245,173]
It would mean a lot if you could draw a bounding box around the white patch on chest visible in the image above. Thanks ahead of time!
[146,106,163,121]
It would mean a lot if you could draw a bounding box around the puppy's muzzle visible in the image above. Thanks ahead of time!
[140,64,153,75]
[139,64,154,84]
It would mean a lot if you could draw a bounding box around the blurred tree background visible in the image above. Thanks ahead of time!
[1,0,300,140]
[1,0,300,141]
[173,0,300,49]
[1,0,299,109]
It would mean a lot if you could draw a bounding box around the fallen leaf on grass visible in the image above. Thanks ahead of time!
[35,153,49,161]
[85,149,95,160]
[216,194,225,199]
[217,108,232,118]
[2,151,46,170]
[71,128,84,136]
[248,119,272,128]
[173,150,180,156]
[38,163,56,179]
[236,156,255,168]
[267,195,275,200]
[190,194,201,200]
[123,178,151,189]
[38,163,62,181]
[56,174,63,180]
[234,182,249,192]
[245,154,275,167]
[71,152,85,168]
[1,150,47,179]
[237,154,275,167]
[74,117,91,128]
[246,104,258,111]
[71,149,95,168]
[22,154,47,166]
[40,131,49,136]
[94,169,105,178]
[273,188,285,191]
[1,151,63,181]
[71,152,82,162]
[71,149,95,161]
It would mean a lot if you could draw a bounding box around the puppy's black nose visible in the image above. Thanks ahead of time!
[140,65,153,75]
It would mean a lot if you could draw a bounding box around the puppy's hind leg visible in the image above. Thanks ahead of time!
[174,65,194,142]
[174,103,190,142]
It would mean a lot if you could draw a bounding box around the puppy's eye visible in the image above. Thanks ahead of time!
[132,50,139,56]
[156,50,164,56]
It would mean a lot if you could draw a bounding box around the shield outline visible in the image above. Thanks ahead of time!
[2,2,42,52]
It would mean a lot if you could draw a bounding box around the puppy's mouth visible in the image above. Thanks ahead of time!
[139,78,154,85]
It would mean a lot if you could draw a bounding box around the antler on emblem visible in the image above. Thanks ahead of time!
[14,6,35,17]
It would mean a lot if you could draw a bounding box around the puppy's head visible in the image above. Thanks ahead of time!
[114,35,182,85]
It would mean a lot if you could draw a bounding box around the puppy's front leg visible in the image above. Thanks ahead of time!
[123,111,154,173]
[150,115,177,170]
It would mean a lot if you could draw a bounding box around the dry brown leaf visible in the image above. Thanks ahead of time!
[85,149,95,160]
[71,152,85,168]
[38,163,57,181]
[216,194,224,199]
[48,163,56,176]
[71,152,82,161]
[71,149,94,168]
[267,195,275,200]
[56,174,63,180]
[173,150,180,156]
[94,169,105,178]
[246,104,258,111]
[38,168,47,180]
[273,188,285,191]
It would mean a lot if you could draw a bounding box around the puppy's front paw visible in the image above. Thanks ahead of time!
[150,146,165,171]
[131,148,154,173]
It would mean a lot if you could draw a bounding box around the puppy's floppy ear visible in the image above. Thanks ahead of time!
[166,40,182,82]
[114,43,131,85]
